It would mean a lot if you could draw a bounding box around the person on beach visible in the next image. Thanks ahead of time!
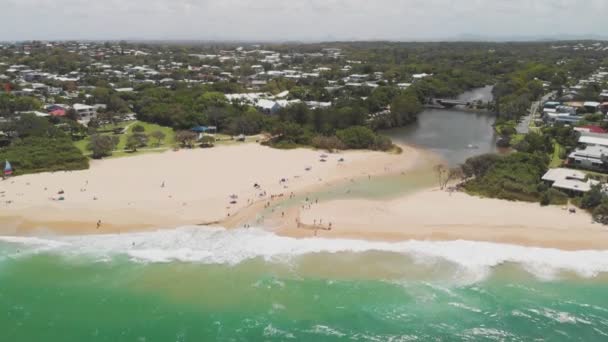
[161,181,165,188]
[96,220,101,229]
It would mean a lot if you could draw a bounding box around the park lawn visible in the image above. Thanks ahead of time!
[75,121,176,158]
[549,141,564,168]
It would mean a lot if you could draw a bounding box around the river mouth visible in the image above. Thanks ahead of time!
[384,86,497,167]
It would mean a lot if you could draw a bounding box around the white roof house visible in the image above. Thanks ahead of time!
[579,133,608,147]
[584,101,601,108]
[542,168,599,193]
[256,99,280,114]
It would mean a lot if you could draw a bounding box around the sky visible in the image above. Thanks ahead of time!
[1,0,607,42]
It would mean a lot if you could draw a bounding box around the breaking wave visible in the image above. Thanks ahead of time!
[2,226,608,281]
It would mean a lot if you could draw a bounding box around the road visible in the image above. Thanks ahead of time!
[517,92,555,134]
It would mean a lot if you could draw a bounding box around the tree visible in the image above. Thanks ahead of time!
[176,130,197,148]
[132,124,145,133]
[88,134,118,159]
[390,92,423,126]
[581,185,604,209]
[125,132,148,152]
[434,164,448,189]
[461,154,502,178]
[336,126,376,149]
[200,135,215,148]
[150,130,166,146]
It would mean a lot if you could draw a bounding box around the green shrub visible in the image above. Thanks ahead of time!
[0,137,88,175]
[540,188,569,206]
[311,136,346,151]
[336,126,377,149]
[593,202,608,225]
[463,152,549,202]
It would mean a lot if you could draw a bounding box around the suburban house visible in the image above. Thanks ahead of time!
[565,132,608,172]
[255,99,281,114]
[568,146,608,171]
[542,168,599,194]
[574,125,607,134]
[578,132,608,148]
[73,104,98,124]
[584,101,601,113]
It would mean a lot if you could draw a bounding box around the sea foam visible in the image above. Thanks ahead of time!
[2,226,608,280]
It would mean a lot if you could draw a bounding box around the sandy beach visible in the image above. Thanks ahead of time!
[283,189,608,250]
[0,143,421,235]
[1,142,608,251]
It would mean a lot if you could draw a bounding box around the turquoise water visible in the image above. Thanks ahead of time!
[2,228,608,341]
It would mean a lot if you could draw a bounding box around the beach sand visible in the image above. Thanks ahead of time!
[283,189,608,251]
[0,143,420,235]
[2,142,607,251]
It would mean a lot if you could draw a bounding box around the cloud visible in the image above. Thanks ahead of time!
[0,0,606,41]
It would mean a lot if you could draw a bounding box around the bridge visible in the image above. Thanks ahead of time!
[432,99,470,108]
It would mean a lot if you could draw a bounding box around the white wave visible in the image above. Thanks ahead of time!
[528,308,592,325]
[2,226,608,281]
[447,302,482,313]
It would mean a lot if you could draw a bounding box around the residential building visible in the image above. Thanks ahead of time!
[542,168,599,194]
[579,132,608,148]
[568,146,608,171]
[73,103,97,124]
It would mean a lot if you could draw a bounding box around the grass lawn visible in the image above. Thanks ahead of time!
[75,121,176,158]
[549,141,564,168]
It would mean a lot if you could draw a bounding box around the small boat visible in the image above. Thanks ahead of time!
[467,144,479,149]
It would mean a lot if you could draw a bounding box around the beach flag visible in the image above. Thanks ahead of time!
[4,160,13,176]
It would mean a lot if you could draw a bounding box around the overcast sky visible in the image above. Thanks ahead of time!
[1,0,607,41]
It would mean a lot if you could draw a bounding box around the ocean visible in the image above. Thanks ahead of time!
[2,227,608,341]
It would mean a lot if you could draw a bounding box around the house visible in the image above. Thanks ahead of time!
[584,101,601,113]
[579,132,608,148]
[256,99,280,114]
[412,73,432,80]
[544,112,582,124]
[575,125,607,134]
[542,168,599,194]
[73,103,97,124]
[568,146,608,172]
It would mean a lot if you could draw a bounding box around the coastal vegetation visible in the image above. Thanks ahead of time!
[462,152,554,203]
[0,114,88,175]
[1,40,607,175]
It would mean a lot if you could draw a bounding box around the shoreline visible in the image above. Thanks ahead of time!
[1,142,607,252]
